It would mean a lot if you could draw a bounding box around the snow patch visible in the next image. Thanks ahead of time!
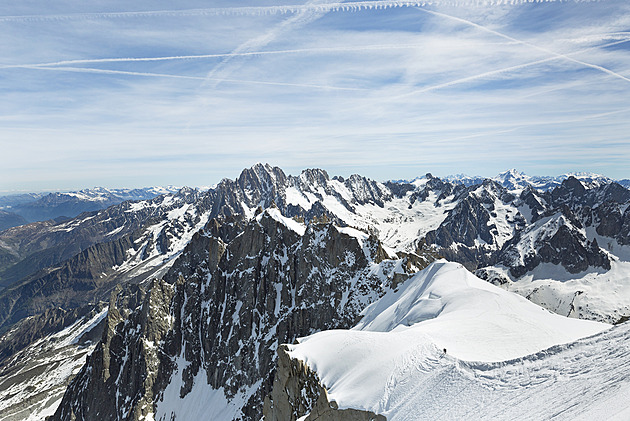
[258,207,306,236]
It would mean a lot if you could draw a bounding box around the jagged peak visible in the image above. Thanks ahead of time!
[239,163,285,180]
[298,168,330,184]
[472,178,507,196]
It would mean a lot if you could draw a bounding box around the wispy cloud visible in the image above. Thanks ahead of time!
[1,0,629,191]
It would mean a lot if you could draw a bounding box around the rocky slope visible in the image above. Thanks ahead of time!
[0,210,27,233]
[51,208,430,420]
[0,305,107,421]
[0,164,629,420]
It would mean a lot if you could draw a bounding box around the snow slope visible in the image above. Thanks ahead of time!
[0,309,107,421]
[288,261,615,420]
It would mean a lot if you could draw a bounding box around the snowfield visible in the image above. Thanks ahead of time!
[288,261,624,420]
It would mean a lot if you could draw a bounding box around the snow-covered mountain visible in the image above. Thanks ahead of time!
[266,261,625,421]
[443,169,620,194]
[1,164,629,421]
[0,186,181,225]
[51,207,429,421]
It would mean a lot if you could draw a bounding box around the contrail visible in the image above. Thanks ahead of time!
[417,7,630,84]
[1,31,624,71]
[393,38,630,99]
[203,0,333,88]
[0,43,428,69]
[24,65,366,91]
[0,0,605,23]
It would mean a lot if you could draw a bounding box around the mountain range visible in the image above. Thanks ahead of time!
[0,164,629,420]
[0,186,180,228]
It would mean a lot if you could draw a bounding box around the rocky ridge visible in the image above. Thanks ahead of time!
[51,208,429,420]
[0,164,629,420]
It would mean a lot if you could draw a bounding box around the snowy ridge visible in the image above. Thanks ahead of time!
[1,186,182,224]
[287,261,614,420]
[58,186,180,202]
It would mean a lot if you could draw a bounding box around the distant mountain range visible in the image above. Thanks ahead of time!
[0,186,181,229]
[2,171,629,233]
[0,164,629,421]
[436,169,630,191]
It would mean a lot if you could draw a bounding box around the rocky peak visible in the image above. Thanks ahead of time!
[595,182,630,204]
[551,176,586,204]
[493,169,530,192]
[50,201,430,420]
[173,186,199,201]
[474,179,513,202]
[519,185,548,222]
[298,168,330,186]
[238,164,287,197]
[343,174,390,207]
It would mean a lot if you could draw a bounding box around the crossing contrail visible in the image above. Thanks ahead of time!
[202,0,334,89]
[393,38,630,99]
[0,0,605,23]
[417,7,630,84]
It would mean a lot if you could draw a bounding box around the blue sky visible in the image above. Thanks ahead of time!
[1,0,629,192]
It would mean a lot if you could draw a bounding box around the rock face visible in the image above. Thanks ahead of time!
[51,210,426,420]
[1,164,629,421]
[0,234,137,334]
[423,177,625,277]
[53,280,176,421]
[263,345,386,421]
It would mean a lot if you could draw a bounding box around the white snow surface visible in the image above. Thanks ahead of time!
[288,260,613,420]
[258,207,306,236]
[492,224,630,322]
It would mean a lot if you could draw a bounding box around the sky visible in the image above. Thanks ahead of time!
[1,0,629,192]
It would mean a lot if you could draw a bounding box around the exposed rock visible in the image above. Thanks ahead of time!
[52,279,176,421]
[0,305,102,366]
[0,233,139,334]
[263,345,386,421]
[52,209,428,420]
